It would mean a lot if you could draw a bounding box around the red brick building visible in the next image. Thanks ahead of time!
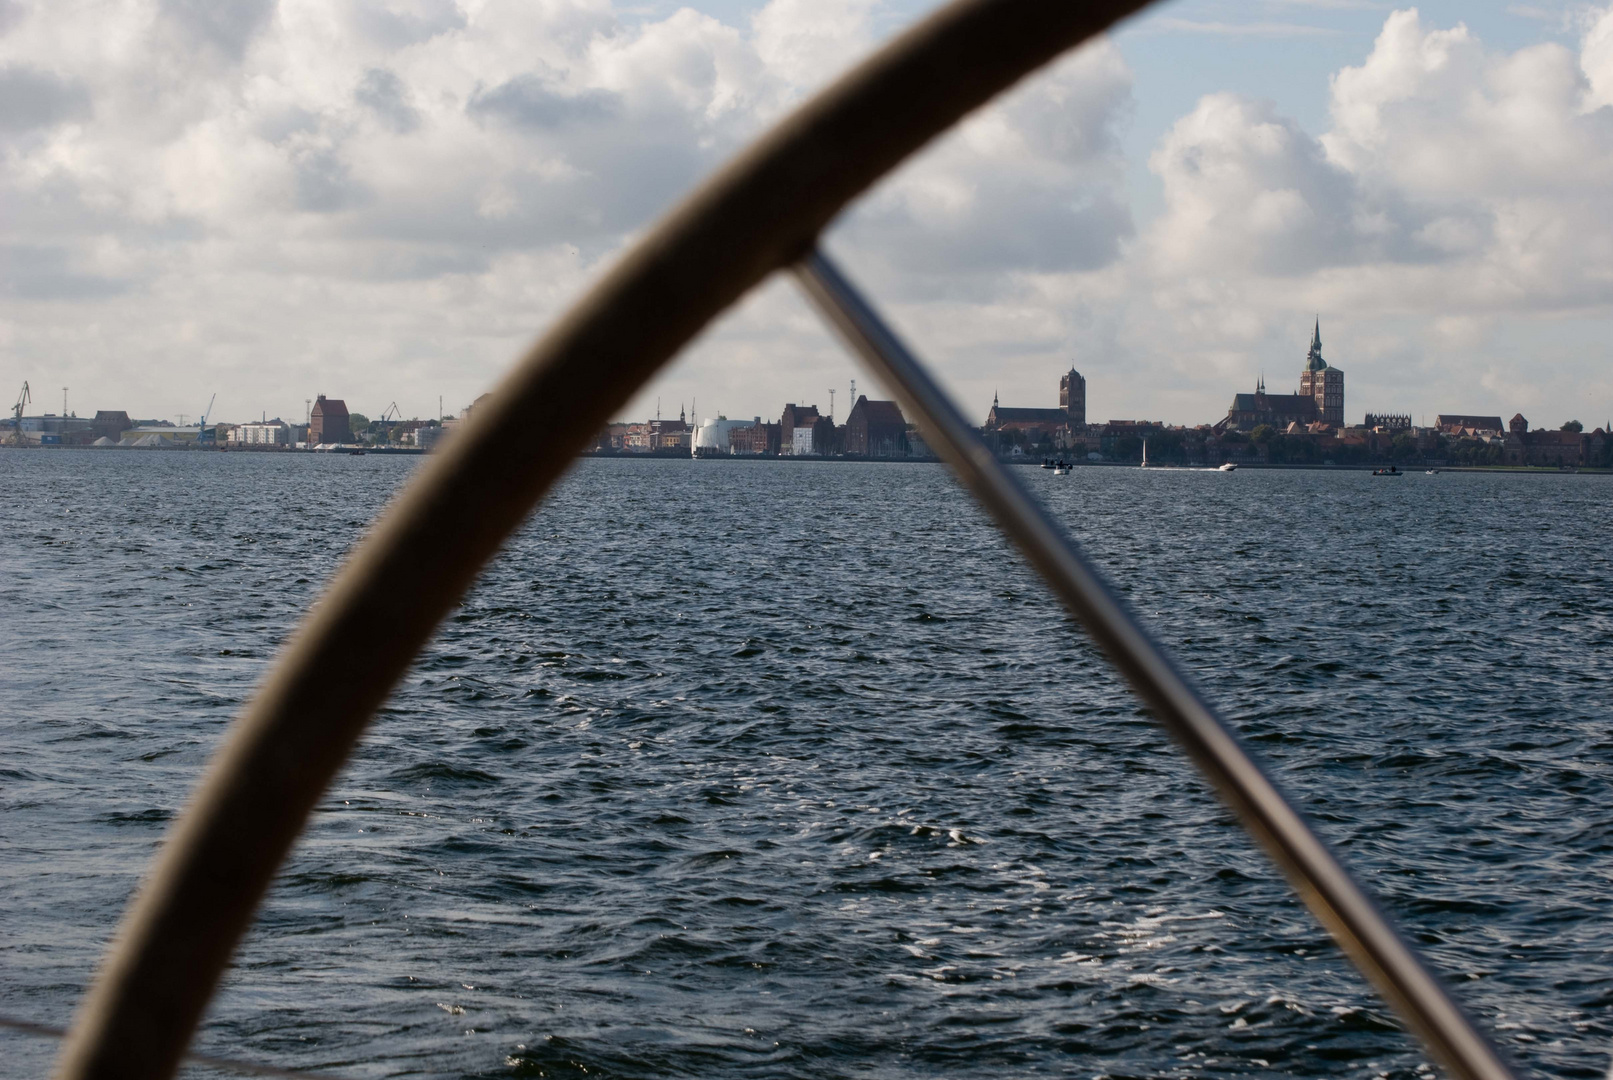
[309,395,351,445]
[730,422,781,455]
[844,396,907,457]
[779,404,821,454]
[1503,414,1585,467]
[1298,320,1344,427]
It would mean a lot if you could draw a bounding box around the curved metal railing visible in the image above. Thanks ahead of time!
[52,3,1519,1079]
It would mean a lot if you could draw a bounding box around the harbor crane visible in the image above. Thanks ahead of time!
[11,381,30,446]
[197,393,217,445]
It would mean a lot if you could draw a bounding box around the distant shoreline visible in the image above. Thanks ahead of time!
[6,445,1607,475]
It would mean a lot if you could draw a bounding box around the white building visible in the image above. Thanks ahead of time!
[229,419,291,446]
[692,416,758,456]
[791,425,816,456]
[411,423,449,450]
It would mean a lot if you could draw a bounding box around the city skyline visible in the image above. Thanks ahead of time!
[3,2,1611,430]
[15,312,1610,435]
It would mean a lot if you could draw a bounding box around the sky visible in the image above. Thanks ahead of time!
[3,0,1612,430]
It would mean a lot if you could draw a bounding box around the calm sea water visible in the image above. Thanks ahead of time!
[2,452,1612,1080]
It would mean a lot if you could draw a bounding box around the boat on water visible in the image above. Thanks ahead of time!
[1427,468,1440,475]
[1372,466,1403,476]
[1140,438,1149,468]
[1218,462,1237,472]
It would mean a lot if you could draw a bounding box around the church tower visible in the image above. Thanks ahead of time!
[1298,319,1344,426]
[1059,366,1086,428]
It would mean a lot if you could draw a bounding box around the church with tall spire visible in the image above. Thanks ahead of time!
[1298,318,1344,427]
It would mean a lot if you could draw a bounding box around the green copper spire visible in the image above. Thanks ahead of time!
[1306,317,1327,372]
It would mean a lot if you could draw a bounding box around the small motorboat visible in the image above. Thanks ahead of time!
[1218,462,1237,472]
[1052,460,1070,475]
[1426,469,1439,475]
[1040,458,1054,469]
[1372,466,1402,476]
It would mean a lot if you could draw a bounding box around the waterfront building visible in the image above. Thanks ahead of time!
[229,419,292,446]
[844,396,907,456]
[412,423,448,451]
[648,409,692,452]
[1298,320,1344,427]
[730,422,780,455]
[694,416,759,457]
[92,411,131,441]
[309,395,351,445]
[1503,414,1585,467]
[16,414,93,445]
[779,403,821,454]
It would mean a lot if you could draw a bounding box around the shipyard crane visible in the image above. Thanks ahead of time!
[371,402,401,446]
[11,381,30,446]
[197,393,217,445]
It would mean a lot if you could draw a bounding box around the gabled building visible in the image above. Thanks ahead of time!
[648,409,691,452]
[91,411,131,441]
[844,396,907,457]
[309,395,351,445]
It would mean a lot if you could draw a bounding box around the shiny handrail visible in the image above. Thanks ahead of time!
[792,248,1517,1080]
[53,3,1153,1078]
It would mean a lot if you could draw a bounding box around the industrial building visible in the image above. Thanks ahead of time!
[844,396,908,457]
[309,395,351,445]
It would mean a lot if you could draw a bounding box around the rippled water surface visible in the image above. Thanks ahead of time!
[3,452,1612,1080]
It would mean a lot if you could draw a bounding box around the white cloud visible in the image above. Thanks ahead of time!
[1143,18,1341,38]
[0,0,1134,424]
[1049,5,1613,428]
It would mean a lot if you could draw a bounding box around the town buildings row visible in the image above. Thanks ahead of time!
[977,323,1611,468]
[7,393,466,450]
[11,324,1608,467]
[591,395,924,459]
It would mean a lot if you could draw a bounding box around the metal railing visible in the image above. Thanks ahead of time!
[792,249,1516,1080]
[49,2,1520,1079]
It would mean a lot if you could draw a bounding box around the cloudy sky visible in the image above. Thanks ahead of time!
[3,0,1612,430]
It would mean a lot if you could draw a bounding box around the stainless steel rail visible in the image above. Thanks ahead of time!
[792,248,1517,1080]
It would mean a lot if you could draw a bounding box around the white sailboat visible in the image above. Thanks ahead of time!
[1140,437,1149,467]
